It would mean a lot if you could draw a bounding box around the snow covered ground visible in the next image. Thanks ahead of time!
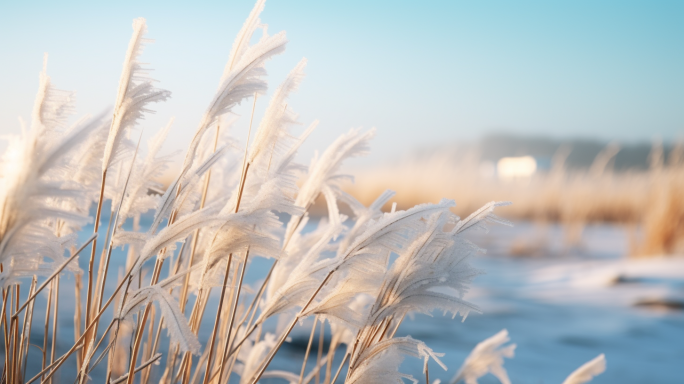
[391,222,684,384]
[270,221,683,383]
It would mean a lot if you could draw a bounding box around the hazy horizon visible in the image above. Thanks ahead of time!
[2,0,682,167]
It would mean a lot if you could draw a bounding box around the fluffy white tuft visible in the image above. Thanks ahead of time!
[450,329,516,384]
[562,354,606,384]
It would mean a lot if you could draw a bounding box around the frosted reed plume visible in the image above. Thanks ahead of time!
[449,329,515,384]
[0,1,607,383]
[562,354,606,384]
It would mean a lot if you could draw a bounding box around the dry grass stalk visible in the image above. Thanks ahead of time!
[0,2,614,384]
[345,147,684,257]
[49,276,60,384]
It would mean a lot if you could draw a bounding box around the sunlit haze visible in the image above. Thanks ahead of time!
[1,0,682,167]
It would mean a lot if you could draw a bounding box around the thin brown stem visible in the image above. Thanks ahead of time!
[209,197,320,381]
[19,278,37,383]
[316,321,324,384]
[299,317,318,384]
[125,302,150,384]
[330,353,349,384]
[12,234,96,318]
[143,317,164,384]
[32,261,136,384]
[323,341,335,384]
[201,255,233,384]
[140,305,156,384]
[1,288,9,381]
[217,251,249,383]
[93,206,115,310]
[41,281,53,382]
[178,122,221,316]
[74,273,83,371]
[249,271,334,384]
[83,319,119,373]
[49,275,60,384]
[110,353,163,384]
[11,285,19,384]
[91,134,143,363]
[84,169,107,363]
[388,313,405,339]
[25,342,78,384]
[124,257,165,384]
[425,359,430,384]
[25,345,76,384]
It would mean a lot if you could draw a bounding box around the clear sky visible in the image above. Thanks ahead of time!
[1,0,682,165]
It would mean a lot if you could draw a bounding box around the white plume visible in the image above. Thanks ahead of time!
[237,333,277,384]
[119,283,200,355]
[116,118,176,225]
[346,336,446,384]
[284,127,375,241]
[449,329,516,384]
[102,18,171,172]
[247,58,307,168]
[562,354,606,384]
[0,62,105,286]
[180,3,287,177]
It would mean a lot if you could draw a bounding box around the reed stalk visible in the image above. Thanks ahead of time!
[250,270,333,384]
[1,288,9,381]
[74,273,83,371]
[82,169,107,365]
[19,278,36,383]
[201,254,233,384]
[179,121,222,314]
[81,136,144,384]
[143,315,164,384]
[140,305,156,383]
[83,319,119,374]
[316,321,324,384]
[124,258,165,384]
[111,353,163,384]
[41,281,53,382]
[12,234,96,318]
[425,360,430,384]
[49,275,60,384]
[32,256,138,384]
[216,253,248,383]
[330,353,349,384]
[323,339,335,384]
[11,286,19,384]
[298,317,318,384]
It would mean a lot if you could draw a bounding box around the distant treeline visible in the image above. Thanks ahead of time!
[414,133,680,171]
[478,133,677,171]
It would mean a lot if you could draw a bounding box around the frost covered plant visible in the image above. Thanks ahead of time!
[562,354,606,384]
[449,329,516,384]
[0,1,607,384]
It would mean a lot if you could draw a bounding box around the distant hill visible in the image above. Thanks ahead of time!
[413,133,679,171]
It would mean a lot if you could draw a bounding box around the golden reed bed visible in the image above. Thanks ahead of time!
[342,147,684,257]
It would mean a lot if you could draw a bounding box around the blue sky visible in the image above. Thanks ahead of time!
[1,0,682,164]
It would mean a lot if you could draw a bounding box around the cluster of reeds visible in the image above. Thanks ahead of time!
[1,1,607,383]
[345,143,684,256]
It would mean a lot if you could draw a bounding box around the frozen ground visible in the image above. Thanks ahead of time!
[11,220,684,383]
[393,222,684,384]
[266,221,684,383]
